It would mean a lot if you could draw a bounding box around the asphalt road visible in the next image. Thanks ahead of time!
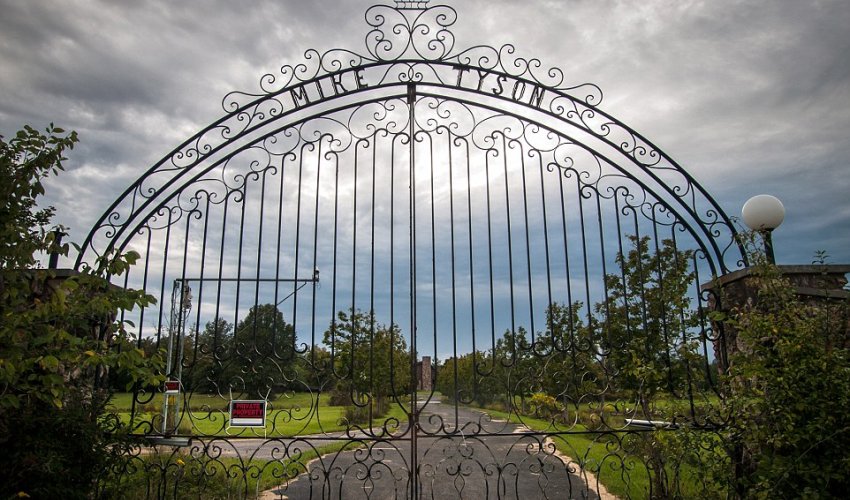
[253,401,603,499]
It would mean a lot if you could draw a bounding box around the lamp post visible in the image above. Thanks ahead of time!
[742,194,785,264]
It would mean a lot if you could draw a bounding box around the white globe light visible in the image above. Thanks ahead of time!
[742,195,785,230]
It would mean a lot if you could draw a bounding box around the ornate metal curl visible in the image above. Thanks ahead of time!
[84,3,743,499]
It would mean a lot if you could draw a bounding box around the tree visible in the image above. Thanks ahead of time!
[222,304,296,399]
[436,350,499,407]
[294,345,336,393]
[0,125,164,499]
[535,302,605,406]
[183,316,233,394]
[322,309,411,411]
[0,124,71,270]
[492,327,536,410]
[596,236,699,408]
[624,238,850,498]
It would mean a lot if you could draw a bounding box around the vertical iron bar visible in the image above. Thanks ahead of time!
[293,146,308,345]
[156,212,174,350]
[255,170,267,337]
[447,128,459,425]
[406,83,419,499]
[390,135,398,402]
[535,153,554,338]
[189,198,210,385]
[518,142,535,343]
[370,133,377,427]
[310,139,325,368]
[652,215,675,393]
[233,182,248,370]
[163,280,177,434]
[576,180,593,336]
[351,138,360,384]
[463,137,478,402]
[47,230,64,269]
[595,193,610,334]
[272,149,288,355]
[557,168,574,342]
[671,229,696,411]
[253,171,268,391]
[484,148,497,371]
[212,194,230,389]
[158,212,173,433]
[329,143,341,379]
[501,135,517,361]
[175,213,192,427]
[632,214,649,346]
[609,194,631,406]
[613,194,631,345]
[428,128,437,401]
[130,229,153,426]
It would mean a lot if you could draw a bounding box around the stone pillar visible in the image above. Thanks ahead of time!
[702,263,849,494]
[702,264,850,372]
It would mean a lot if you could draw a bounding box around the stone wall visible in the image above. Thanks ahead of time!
[702,264,850,372]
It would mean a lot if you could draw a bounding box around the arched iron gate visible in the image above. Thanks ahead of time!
[80,2,745,498]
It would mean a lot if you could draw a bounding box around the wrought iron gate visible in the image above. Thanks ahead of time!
[79,2,745,498]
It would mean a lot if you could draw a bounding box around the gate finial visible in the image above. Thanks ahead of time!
[394,0,430,10]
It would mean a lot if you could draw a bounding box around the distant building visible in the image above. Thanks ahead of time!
[415,356,434,391]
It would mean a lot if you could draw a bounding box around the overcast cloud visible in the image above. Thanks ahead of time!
[2,0,848,264]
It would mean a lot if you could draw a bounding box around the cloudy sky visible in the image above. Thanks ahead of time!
[3,0,849,366]
[2,0,848,265]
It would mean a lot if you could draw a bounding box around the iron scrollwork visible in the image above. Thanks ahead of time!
[85,2,743,498]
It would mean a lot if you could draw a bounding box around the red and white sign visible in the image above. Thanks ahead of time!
[229,400,267,427]
[164,380,181,395]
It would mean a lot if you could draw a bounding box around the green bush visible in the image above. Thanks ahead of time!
[342,395,389,425]
[528,392,561,418]
[0,125,164,499]
[718,253,850,497]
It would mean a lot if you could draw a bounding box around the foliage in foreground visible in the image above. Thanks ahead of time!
[714,249,850,498]
[440,233,850,499]
[0,125,164,498]
[623,243,850,499]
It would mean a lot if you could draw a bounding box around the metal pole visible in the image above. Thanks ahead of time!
[175,283,191,433]
[763,229,776,264]
[47,230,65,269]
[407,82,419,499]
[162,281,178,433]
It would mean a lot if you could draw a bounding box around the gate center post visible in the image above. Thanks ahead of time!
[406,82,421,499]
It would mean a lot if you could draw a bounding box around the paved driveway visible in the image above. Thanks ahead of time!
[260,401,603,499]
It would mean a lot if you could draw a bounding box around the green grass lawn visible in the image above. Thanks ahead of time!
[111,392,412,438]
[103,393,417,496]
[107,392,722,498]
[476,404,722,500]
[108,391,331,412]
[101,441,359,499]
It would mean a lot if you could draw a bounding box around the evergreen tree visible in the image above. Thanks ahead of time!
[224,304,295,399]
